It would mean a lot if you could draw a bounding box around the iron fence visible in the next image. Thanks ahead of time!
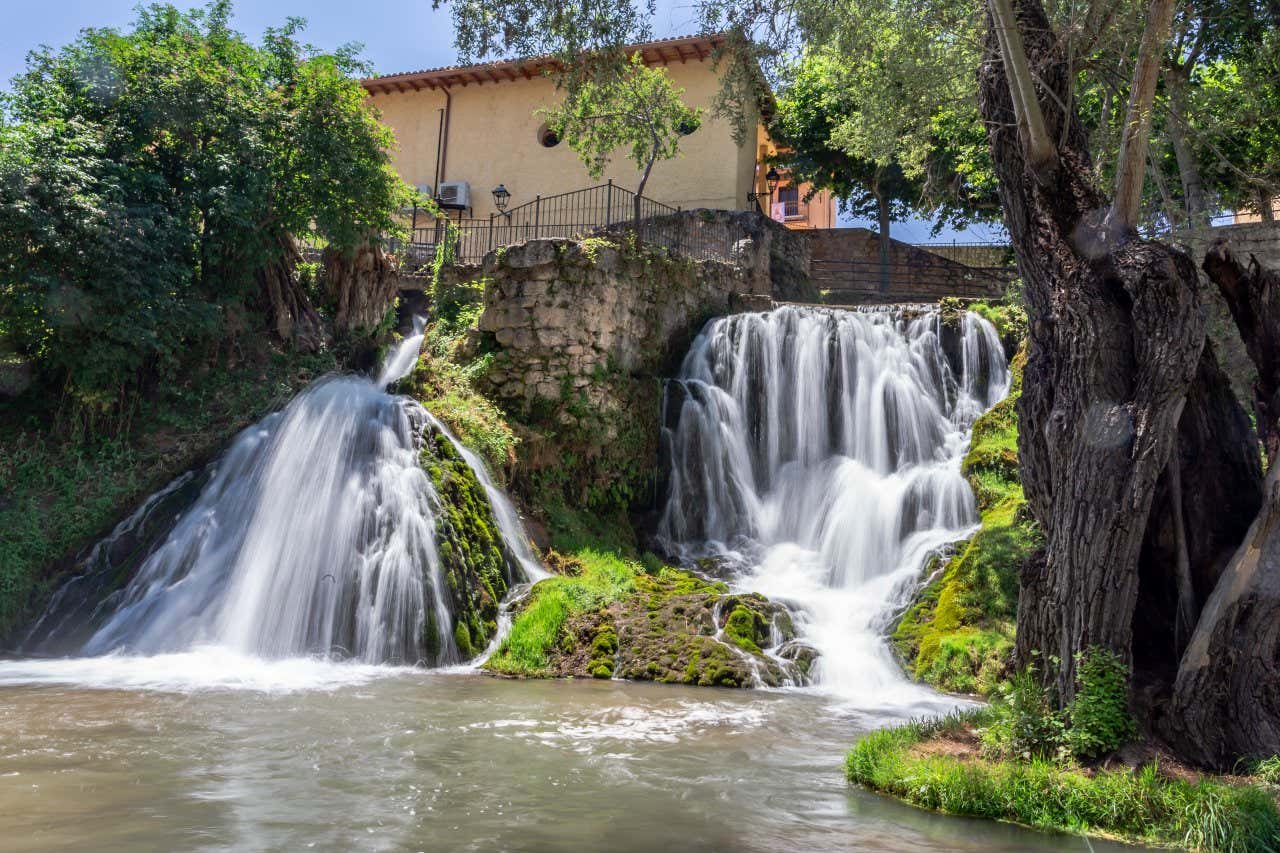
[393,181,749,271]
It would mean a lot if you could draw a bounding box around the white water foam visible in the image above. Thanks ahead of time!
[13,317,540,687]
[659,306,1009,712]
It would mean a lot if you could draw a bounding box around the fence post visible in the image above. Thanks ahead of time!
[534,195,541,244]
[489,212,495,253]
[606,179,613,228]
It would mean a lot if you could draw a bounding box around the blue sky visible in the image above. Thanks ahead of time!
[0,1,1005,241]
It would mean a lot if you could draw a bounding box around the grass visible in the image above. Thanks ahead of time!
[846,710,1280,852]
[0,347,336,642]
[483,546,636,676]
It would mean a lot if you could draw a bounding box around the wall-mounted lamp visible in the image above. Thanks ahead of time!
[492,183,511,211]
[765,167,781,196]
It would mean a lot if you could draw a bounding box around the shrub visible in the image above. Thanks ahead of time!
[979,666,1067,761]
[1066,647,1136,760]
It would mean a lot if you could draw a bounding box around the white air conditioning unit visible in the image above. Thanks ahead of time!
[437,181,470,209]
[402,183,433,211]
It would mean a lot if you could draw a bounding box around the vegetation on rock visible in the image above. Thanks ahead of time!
[0,347,335,643]
[420,426,516,661]
[893,341,1040,695]
[484,504,803,686]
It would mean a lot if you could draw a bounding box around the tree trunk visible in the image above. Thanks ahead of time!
[978,0,1258,704]
[876,189,892,294]
[1163,70,1208,226]
[258,234,326,353]
[1260,189,1276,223]
[1204,242,1280,461]
[323,241,401,338]
[1163,463,1280,768]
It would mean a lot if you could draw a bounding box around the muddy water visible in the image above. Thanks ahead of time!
[0,662,1130,852]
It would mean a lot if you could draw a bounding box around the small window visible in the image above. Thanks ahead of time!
[677,117,700,136]
[537,123,561,148]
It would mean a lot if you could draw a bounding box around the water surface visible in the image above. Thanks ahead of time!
[0,663,1129,852]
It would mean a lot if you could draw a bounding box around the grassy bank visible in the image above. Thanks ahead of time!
[0,347,336,642]
[846,710,1280,851]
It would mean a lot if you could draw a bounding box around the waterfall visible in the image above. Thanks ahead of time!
[658,305,1009,705]
[24,320,538,667]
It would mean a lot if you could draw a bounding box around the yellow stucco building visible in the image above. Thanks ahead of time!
[360,34,835,229]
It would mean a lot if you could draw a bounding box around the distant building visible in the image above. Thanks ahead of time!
[360,34,835,229]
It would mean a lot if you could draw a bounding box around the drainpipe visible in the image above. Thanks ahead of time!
[439,86,452,187]
[433,106,445,193]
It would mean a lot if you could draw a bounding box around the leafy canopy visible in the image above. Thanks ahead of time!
[538,53,701,198]
[0,1,408,415]
[769,47,998,232]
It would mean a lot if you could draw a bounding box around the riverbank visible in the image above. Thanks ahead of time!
[846,709,1280,851]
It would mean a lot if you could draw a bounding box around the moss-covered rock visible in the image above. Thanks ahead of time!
[486,546,809,688]
[893,343,1042,695]
[419,424,517,663]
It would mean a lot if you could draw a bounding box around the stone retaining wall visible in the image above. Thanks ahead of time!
[473,237,750,412]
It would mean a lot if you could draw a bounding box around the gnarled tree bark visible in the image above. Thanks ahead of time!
[978,0,1261,707]
[323,241,400,338]
[1205,241,1280,464]
[258,234,326,353]
[1161,243,1280,768]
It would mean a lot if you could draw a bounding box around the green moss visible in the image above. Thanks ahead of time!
[893,344,1041,695]
[420,425,513,663]
[453,620,474,658]
[845,711,1280,851]
[724,605,765,654]
[484,547,636,676]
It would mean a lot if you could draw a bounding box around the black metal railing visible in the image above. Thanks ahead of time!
[392,181,750,270]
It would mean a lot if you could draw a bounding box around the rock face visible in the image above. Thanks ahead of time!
[536,566,811,687]
[475,237,751,409]
[464,236,772,511]
[418,423,519,662]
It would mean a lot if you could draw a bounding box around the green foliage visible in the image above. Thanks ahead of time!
[484,547,636,676]
[846,712,1280,852]
[980,649,1135,764]
[980,667,1068,762]
[0,1,408,417]
[1067,648,1137,760]
[1252,756,1280,786]
[770,48,998,231]
[407,288,518,478]
[0,345,335,640]
[538,52,702,198]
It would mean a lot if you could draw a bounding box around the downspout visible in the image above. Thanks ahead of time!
[433,106,445,194]
[439,86,452,188]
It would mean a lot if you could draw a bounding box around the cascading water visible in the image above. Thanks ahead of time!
[22,318,538,671]
[658,305,1009,708]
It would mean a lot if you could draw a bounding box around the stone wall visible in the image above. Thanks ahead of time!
[1178,222,1280,271]
[474,237,753,411]
[462,235,763,511]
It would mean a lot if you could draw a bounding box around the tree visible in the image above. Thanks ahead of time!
[538,52,701,218]
[433,0,1280,768]
[770,48,1000,282]
[0,1,408,419]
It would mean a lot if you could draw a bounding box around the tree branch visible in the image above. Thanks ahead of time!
[1109,0,1177,230]
[988,0,1057,175]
